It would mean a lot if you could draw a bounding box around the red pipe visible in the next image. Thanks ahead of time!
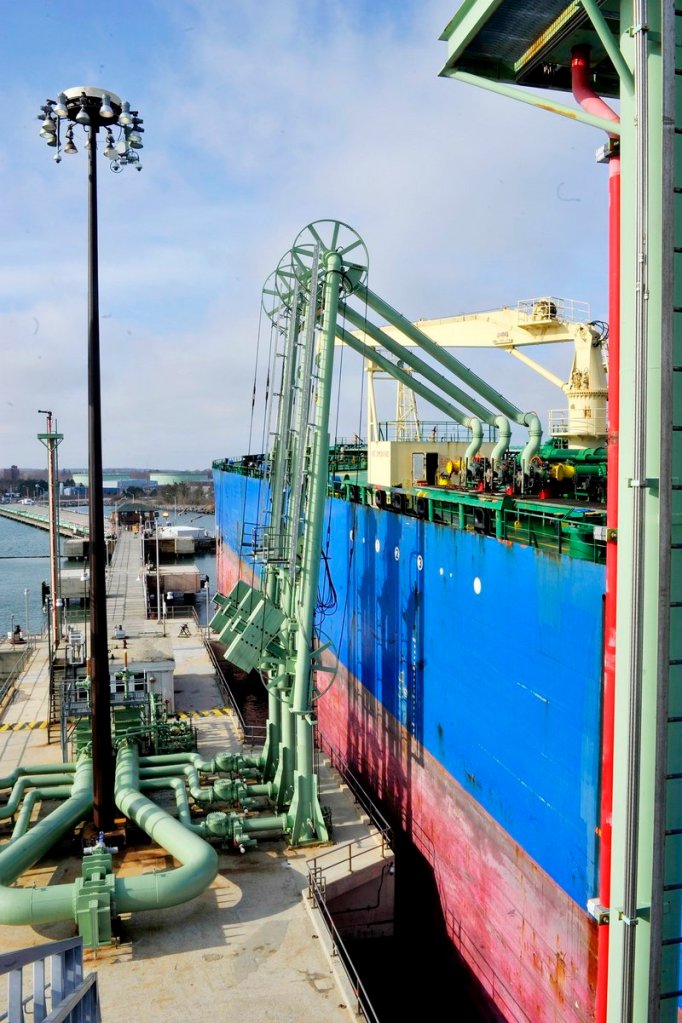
[571,45,620,1023]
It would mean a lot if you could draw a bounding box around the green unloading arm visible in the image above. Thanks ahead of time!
[349,283,543,468]
[354,283,526,421]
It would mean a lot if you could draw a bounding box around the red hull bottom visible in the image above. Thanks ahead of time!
[317,659,598,1023]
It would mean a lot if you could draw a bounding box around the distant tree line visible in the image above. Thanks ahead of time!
[0,478,49,499]
[123,482,214,511]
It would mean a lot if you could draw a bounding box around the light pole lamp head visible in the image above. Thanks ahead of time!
[40,87,143,172]
[54,87,123,129]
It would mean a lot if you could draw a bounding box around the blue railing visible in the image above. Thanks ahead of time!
[0,936,101,1023]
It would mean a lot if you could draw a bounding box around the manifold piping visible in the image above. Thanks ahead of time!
[0,758,93,926]
[114,743,218,912]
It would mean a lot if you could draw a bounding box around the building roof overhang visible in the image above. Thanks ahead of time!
[439,0,620,98]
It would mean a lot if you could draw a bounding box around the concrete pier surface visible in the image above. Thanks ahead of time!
[0,503,91,537]
[0,531,387,1022]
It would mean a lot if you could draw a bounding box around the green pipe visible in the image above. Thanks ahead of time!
[139,750,260,774]
[0,763,76,789]
[140,763,216,804]
[203,810,287,839]
[141,760,273,805]
[140,777,204,833]
[291,249,344,717]
[286,249,340,843]
[0,759,93,926]
[520,413,543,473]
[10,786,74,841]
[139,752,209,769]
[337,321,476,429]
[356,283,527,421]
[260,289,302,776]
[578,0,634,93]
[0,774,75,821]
[491,415,512,466]
[340,303,500,426]
[441,69,621,135]
[114,744,218,912]
[464,419,484,463]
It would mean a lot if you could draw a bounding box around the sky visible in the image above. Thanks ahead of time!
[1,0,610,472]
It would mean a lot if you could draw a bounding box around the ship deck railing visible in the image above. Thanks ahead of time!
[0,936,101,1023]
[333,480,607,564]
[214,458,607,564]
[374,419,496,443]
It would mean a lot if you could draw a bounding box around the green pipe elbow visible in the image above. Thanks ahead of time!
[140,778,205,834]
[0,762,76,791]
[139,752,215,772]
[491,416,512,466]
[464,418,484,462]
[11,786,75,841]
[520,413,543,472]
[0,775,75,821]
[114,746,217,913]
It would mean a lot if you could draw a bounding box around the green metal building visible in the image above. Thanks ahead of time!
[440,2,679,1019]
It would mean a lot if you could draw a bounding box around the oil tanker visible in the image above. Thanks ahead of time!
[212,3,682,1021]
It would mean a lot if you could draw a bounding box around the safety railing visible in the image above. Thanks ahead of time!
[548,407,608,438]
[307,829,392,890]
[517,295,590,324]
[0,637,36,716]
[0,936,101,1023]
[307,871,381,1023]
[375,420,496,443]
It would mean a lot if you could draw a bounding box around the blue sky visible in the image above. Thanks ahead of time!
[1,1,609,471]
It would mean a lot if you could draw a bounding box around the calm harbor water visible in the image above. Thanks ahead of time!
[0,508,216,637]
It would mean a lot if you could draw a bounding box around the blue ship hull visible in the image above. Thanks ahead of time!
[214,465,605,1020]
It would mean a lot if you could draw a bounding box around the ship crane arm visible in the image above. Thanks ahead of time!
[344,291,607,450]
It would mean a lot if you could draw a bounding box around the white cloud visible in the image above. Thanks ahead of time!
[2,0,610,470]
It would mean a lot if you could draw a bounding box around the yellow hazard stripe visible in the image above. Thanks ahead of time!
[0,720,49,732]
[175,707,232,719]
[0,707,233,731]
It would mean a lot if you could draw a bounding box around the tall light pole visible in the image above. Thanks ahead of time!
[38,87,143,831]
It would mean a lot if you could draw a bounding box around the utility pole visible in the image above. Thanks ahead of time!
[37,410,63,644]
